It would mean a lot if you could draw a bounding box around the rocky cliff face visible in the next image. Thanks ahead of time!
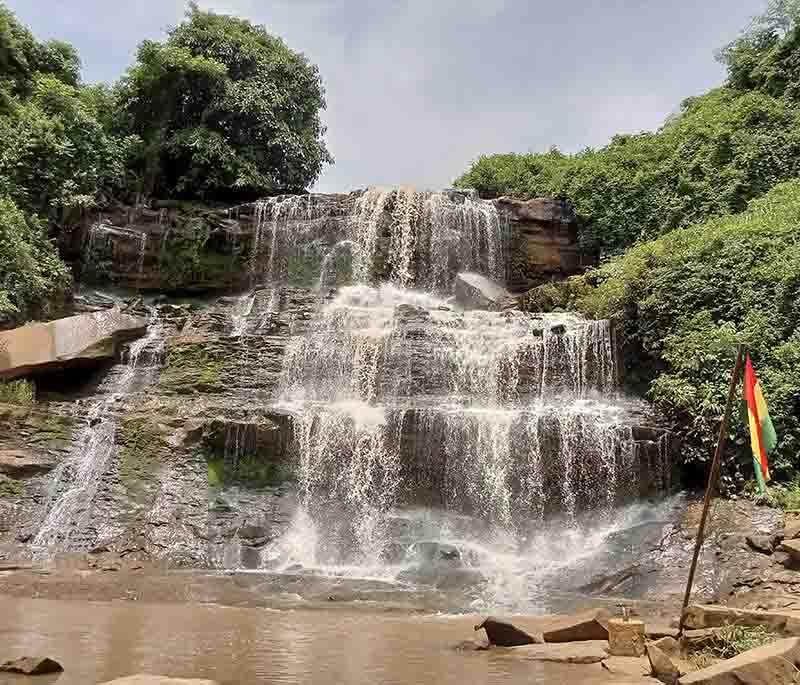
[60,190,586,295]
[0,187,676,612]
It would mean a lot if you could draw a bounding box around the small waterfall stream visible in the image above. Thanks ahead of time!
[33,308,167,552]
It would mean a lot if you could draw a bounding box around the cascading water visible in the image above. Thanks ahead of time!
[33,308,167,553]
[252,187,668,609]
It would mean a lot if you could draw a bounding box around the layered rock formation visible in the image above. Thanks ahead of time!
[61,190,586,294]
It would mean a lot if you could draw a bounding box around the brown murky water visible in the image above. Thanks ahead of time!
[0,596,639,685]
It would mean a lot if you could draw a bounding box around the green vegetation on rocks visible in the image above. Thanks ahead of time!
[456,1,800,258]
[574,182,800,484]
[159,340,226,393]
[0,474,24,497]
[0,379,35,405]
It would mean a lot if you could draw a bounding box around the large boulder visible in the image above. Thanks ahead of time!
[0,308,146,379]
[492,640,608,664]
[474,617,542,646]
[542,608,611,643]
[682,605,800,635]
[779,539,800,562]
[679,637,800,684]
[454,272,512,311]
[647,643,681,684]
[0,656,64,675]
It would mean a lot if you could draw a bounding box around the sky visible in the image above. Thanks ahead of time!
[9,0,765,193]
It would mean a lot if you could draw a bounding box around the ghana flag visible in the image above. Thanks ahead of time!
[743,354,777,489]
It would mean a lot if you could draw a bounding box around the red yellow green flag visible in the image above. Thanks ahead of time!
[743,354,777,491]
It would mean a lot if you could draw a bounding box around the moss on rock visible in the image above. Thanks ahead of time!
[0,475,25,498]
[159,338,226,394]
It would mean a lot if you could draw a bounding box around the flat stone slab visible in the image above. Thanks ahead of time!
[543,608,611,643]
[0,449,56,478]
[780,539,800,561]
[0,308,146,379]
[679,637,800,684]
[494,640,609,664]
[453,272,511,311]
[682,604,800,635]
[99,676,220,685]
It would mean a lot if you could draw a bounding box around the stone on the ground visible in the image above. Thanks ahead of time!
[608,617,645,656]
[474,617,542,646]
[0,449,56,478]
[779,539,800,562]
[453,272,511,311]
[0,308,147,379]
[647,643,681,684]
[99,677,219,685]
[0,656,64,675]
[746,534,776,555]
[542,608,611,643]
[784,513,800,541]
[682,604,800,635]
[650,636,680,656]
[648,625,681,640]
[493,640,608,664]
[681,629,723,651]
[678,637,800,684]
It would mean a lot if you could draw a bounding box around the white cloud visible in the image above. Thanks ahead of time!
[8,0,764,192]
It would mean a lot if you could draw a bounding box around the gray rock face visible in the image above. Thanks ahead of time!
[453,272,512,310]
[0,308,146,379]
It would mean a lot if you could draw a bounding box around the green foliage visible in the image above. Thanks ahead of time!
[117,6,331,202]
[0,379,35,404]
[206,453,292,488]
[456,88,800,255]
[0,74,140,221]
[0,474,23,497]
[159,341,225,393]
[576,181,800,482]
[698,624,778,660]
[745,479,800,509]
[0,196,70,325]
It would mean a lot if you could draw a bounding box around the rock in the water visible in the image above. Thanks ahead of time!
[0,449,56,478]
[453,273,511,311]
[542,608,610,643]
[99,677,219,685]
[0,308,147,379]
[492,640,608,664]
[647,643,680,684]
[682,604,800,635]
[0,656,64,675]
[475,617,542,646]
[679,637,800,684]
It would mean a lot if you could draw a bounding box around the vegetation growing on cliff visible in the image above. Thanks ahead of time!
[0,2,331,327]
[576,181,800,486]
[455,1,800,257]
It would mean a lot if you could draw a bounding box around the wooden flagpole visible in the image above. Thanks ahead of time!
[678,343,745,635]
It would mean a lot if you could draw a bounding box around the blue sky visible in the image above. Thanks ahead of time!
[8,0,764,192]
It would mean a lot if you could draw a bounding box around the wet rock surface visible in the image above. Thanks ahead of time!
[0,656,64,675]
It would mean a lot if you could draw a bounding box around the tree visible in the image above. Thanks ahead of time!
[116,6,332,202]
[0,195,70,327]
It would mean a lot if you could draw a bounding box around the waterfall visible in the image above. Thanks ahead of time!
[33,308,167,552]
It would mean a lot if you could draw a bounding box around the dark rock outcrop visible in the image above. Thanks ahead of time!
[453,272,512,310]
[474,617,542,646]
[0,656,64,675]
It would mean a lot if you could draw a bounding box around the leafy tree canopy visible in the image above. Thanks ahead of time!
[117,4,332,202]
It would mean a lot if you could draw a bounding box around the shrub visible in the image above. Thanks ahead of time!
[575,181,800,483]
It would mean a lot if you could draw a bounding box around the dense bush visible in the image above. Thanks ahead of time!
[116,4,332,202]
[576,181,800,485]
[0,195,70,325]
